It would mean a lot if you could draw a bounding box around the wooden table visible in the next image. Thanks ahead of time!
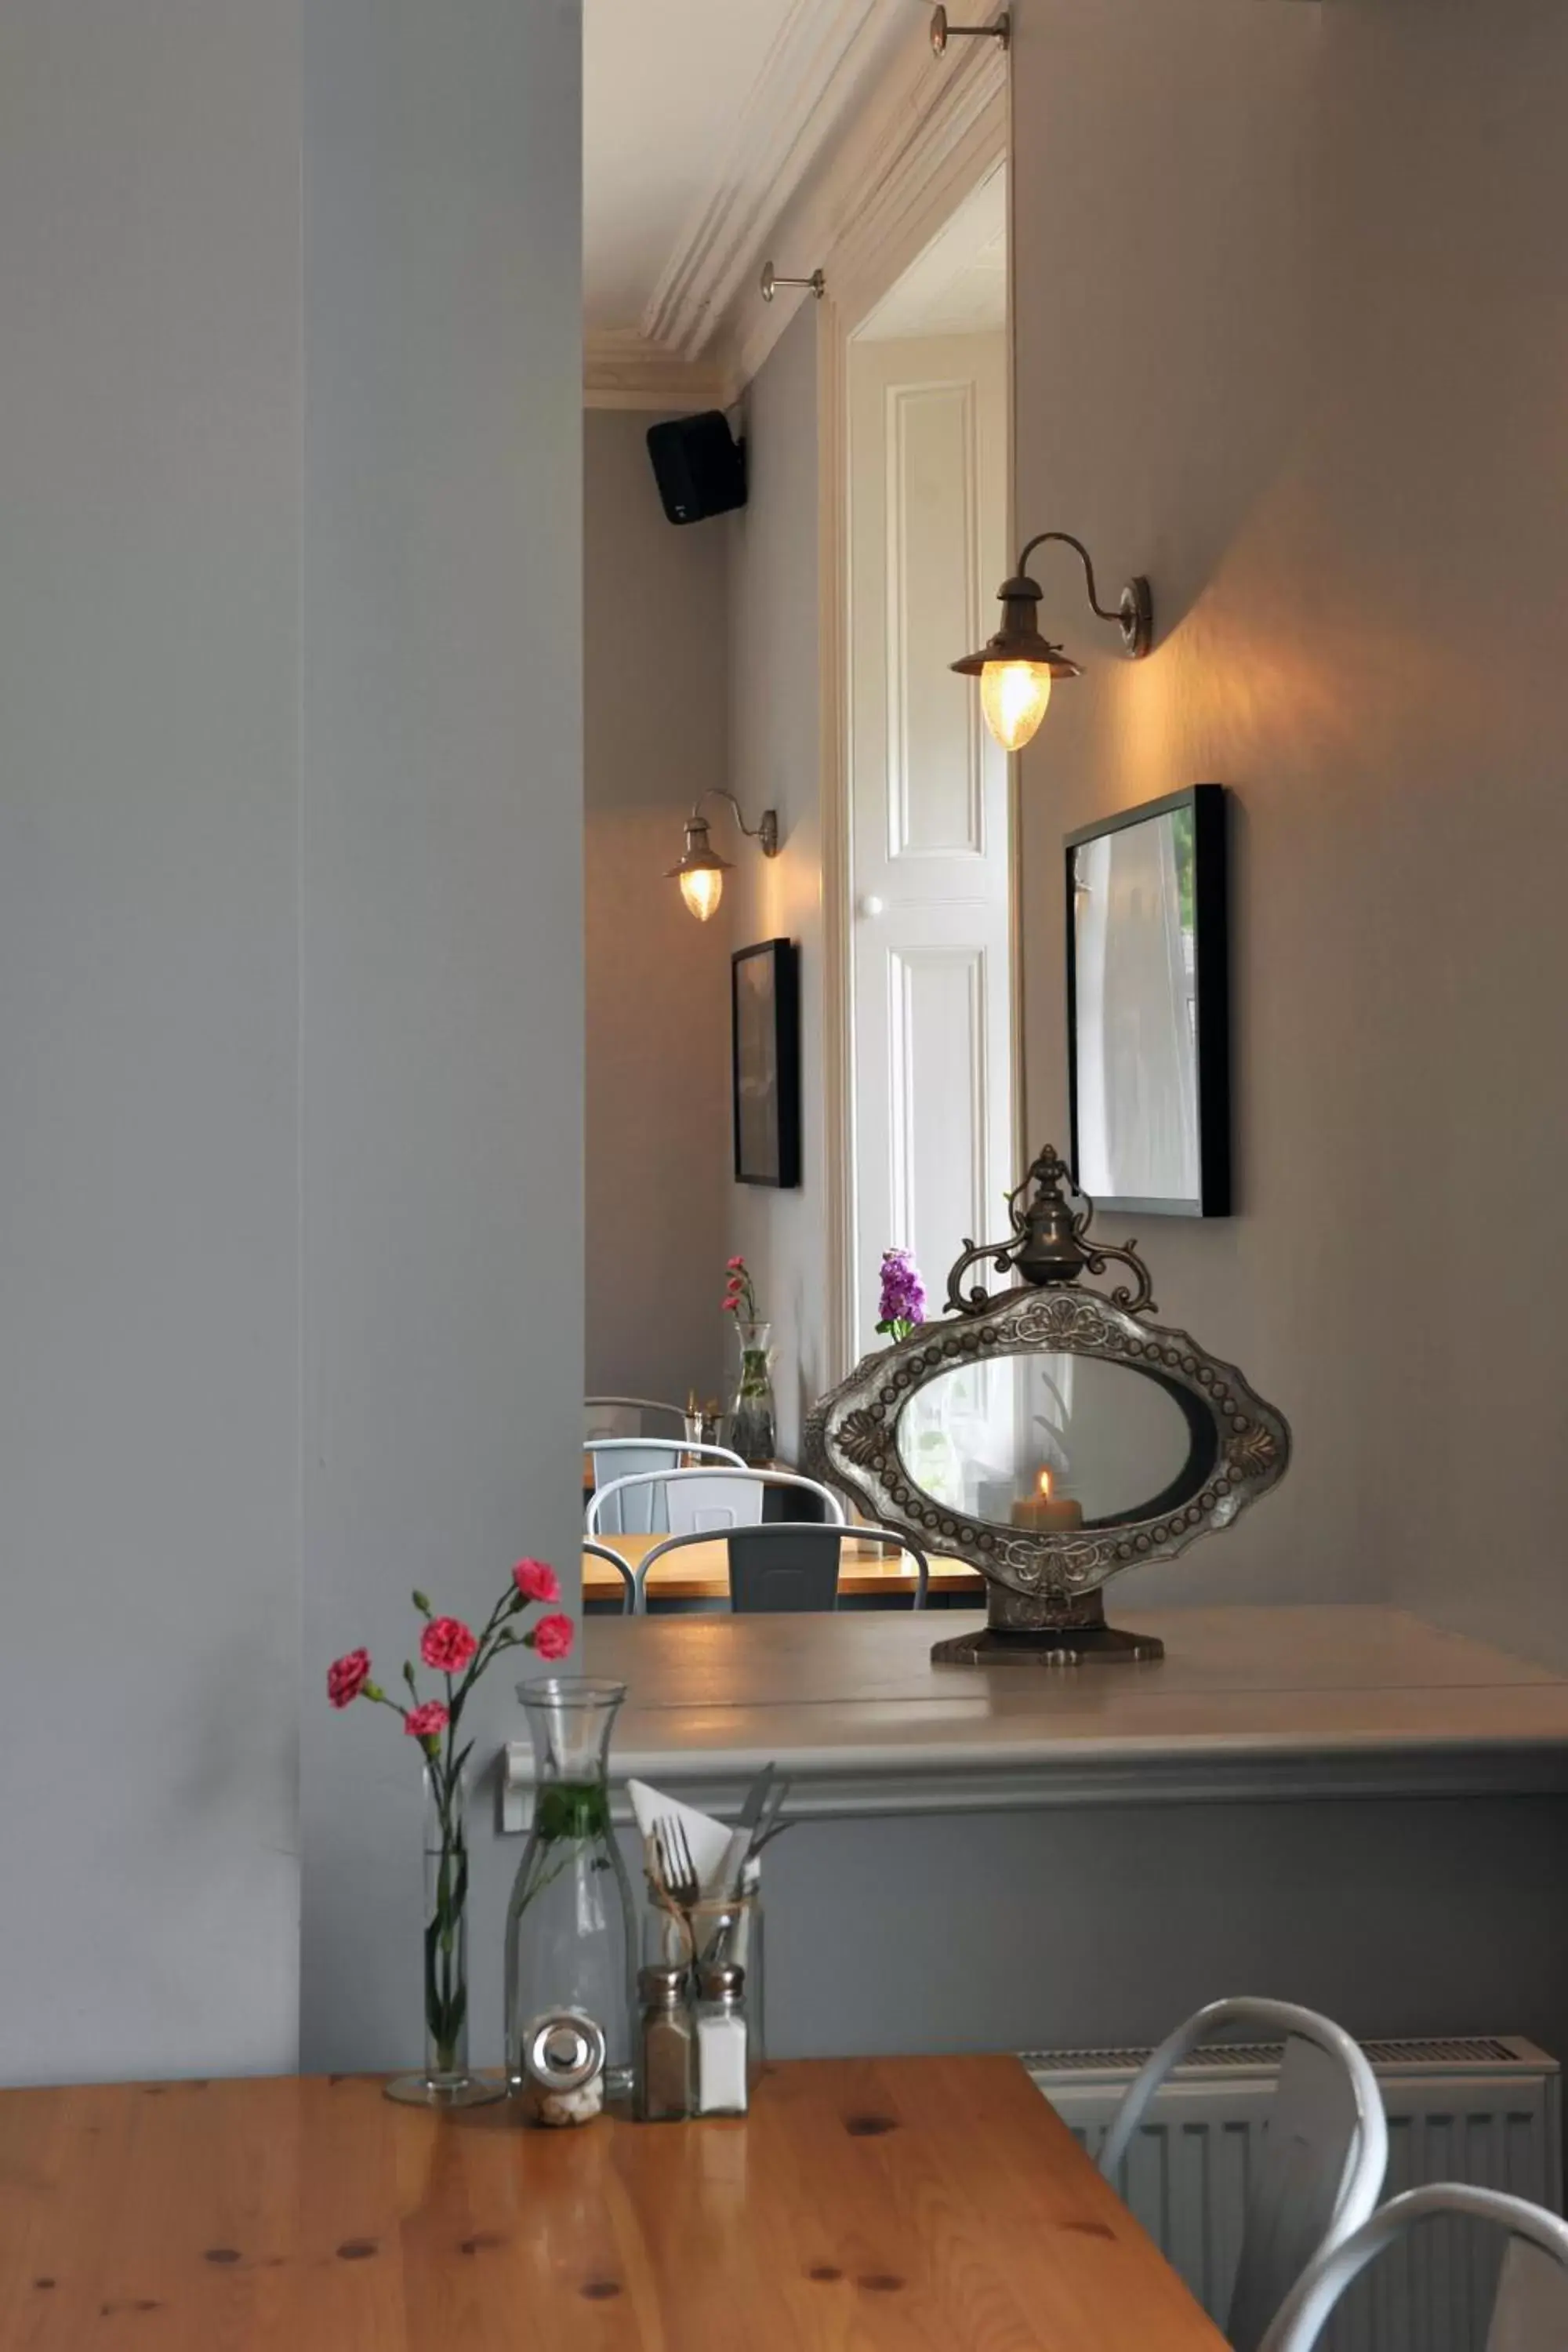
[584,1530,983,1605]
[0,2057,1223,2349]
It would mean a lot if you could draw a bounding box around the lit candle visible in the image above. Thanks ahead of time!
[1010,1467,1083,1533]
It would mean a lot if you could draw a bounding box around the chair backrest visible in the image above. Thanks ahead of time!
[584,1396,686,1442]
[1258,2183,1568,2352]
[587,1465,844,1544]
[633,1519,927,1613]
[581,1539,637,1617]
[585,1442,746,1535]
[1098,1998,1388,2352]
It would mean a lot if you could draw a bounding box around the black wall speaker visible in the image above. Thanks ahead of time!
[645,410,747,525]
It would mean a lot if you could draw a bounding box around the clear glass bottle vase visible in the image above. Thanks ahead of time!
[503,1678,636,2116]
[385,1763,503,2109]
[728,1317,777,1465]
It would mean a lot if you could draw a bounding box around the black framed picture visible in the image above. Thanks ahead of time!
[1064,784,1230,1218]
[731,939,801,1188]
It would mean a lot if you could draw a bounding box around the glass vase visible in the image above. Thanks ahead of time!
[728,1317,777,1465]
[385,1764,503,2109]
[504,1678,635,2119]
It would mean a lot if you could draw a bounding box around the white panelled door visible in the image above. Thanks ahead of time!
[848,332,1012,1354]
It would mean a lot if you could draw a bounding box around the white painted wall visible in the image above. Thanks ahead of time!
[0,0,304,2082]
[0,0,584,2085]
[584,412,730,1415]
[296,0,583,2074]
[725,309,828,1457]
[1014,0,1568,1657]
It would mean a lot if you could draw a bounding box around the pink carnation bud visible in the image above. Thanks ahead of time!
[327,1649,372,1709]
[419,1617,477,1673]
[403,1700,449,1740]
[513,1558,561,1605]
[528,1612,575,1663]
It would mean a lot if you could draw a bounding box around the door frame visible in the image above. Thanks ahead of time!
[815,42,1012,1385]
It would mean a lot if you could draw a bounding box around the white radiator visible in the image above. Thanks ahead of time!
[1027,2035,1562,2352]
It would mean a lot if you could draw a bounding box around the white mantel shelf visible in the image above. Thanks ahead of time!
[499,1606,1568,1831]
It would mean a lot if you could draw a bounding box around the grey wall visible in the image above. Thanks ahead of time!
[0,0,584,2085]
[1013,0,1568,1649]
[297,0,583,2074]
[0,0,304,2084]
[584,412,730,1416]
[725,307,829,1457]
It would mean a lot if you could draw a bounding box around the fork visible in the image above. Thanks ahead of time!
[654,1816,702,1917]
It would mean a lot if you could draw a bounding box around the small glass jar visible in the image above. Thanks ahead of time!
[635,1963,692,2122]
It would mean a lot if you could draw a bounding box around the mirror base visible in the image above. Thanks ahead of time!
[930,1623,1165,1668]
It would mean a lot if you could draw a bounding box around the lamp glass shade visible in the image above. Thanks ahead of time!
[679,864,725,923]
[980,659,1053,752]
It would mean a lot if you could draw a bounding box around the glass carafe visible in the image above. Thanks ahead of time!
[503,1678,635,2111]
[728,1317,777,1465]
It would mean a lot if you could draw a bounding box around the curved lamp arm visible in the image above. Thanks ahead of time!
[690,789,779,858]
[1010,531,1152,659]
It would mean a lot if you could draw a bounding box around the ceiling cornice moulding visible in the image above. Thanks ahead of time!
[728,25,1007,394]
[640,0,890,361]
[583,331,736,414]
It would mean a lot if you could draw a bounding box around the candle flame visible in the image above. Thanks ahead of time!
[1037,1468,1052,1501]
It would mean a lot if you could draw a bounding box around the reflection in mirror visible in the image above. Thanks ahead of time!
[897,1352,1214,1530]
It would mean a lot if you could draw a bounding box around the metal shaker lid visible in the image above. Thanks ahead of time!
[522,2009,607,2092]
[637,1963,688,2006]
[697,1961,746,2002]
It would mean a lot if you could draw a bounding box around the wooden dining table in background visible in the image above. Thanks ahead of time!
[0,2056,1225,2349]
[583,1529,985,1606]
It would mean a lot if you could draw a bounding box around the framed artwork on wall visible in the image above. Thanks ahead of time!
[1064,784,1230,1218]
[731,938,801,1188]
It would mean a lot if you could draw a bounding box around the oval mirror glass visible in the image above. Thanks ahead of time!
[896,1351,1216,1530]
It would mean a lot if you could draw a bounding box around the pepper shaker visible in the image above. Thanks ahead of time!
[635,1962,693,2122]
[695,1961,749,2116]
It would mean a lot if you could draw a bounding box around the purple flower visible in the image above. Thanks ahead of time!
[876,1247,926,1339]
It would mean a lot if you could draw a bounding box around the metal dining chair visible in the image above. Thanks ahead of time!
[581,1539,637,1617]
[633,1522,929,1613]
[583,1396,688,1441]
[1258,2184,1568,2352]
[1098,1998,1388,2352]
[584,1439,746,1536]
[586,1465,845,1543]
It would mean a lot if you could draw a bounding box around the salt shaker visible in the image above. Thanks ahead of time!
[635,1962,692,2122]
[695,1961,749,2116]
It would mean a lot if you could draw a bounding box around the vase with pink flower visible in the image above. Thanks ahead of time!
[503,1675,635,2122]
[722,1254,776,1465]
[326,1556,576,2109]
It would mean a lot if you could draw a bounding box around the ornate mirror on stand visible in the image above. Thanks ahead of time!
[806,1148,1290,1665]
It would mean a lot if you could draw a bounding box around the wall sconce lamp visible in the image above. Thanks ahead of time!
[951,531,1152,752]
[929,7,1011,54]
[666,790,780,923]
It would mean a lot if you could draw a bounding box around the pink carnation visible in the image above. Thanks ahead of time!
[721,1294,739,1312]
[726,1256,745,1271]
[513,1558,561,1605]
[529,1612,575,1663]
[419,1617,477,1673]
[327,1649,372,1709]
[403,1700,449,1740]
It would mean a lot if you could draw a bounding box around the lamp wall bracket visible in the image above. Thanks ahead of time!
[1014,530,1152,660]
[930,7,1011,54]
[760,263,826,304]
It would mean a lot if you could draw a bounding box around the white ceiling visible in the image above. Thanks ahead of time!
[854,163,1007,341]
[583,0,797,339]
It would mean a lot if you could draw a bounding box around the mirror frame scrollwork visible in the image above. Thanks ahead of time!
[805,1148,1290,1664]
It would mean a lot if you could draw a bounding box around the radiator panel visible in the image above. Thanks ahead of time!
[1026,2036,1561,2352]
